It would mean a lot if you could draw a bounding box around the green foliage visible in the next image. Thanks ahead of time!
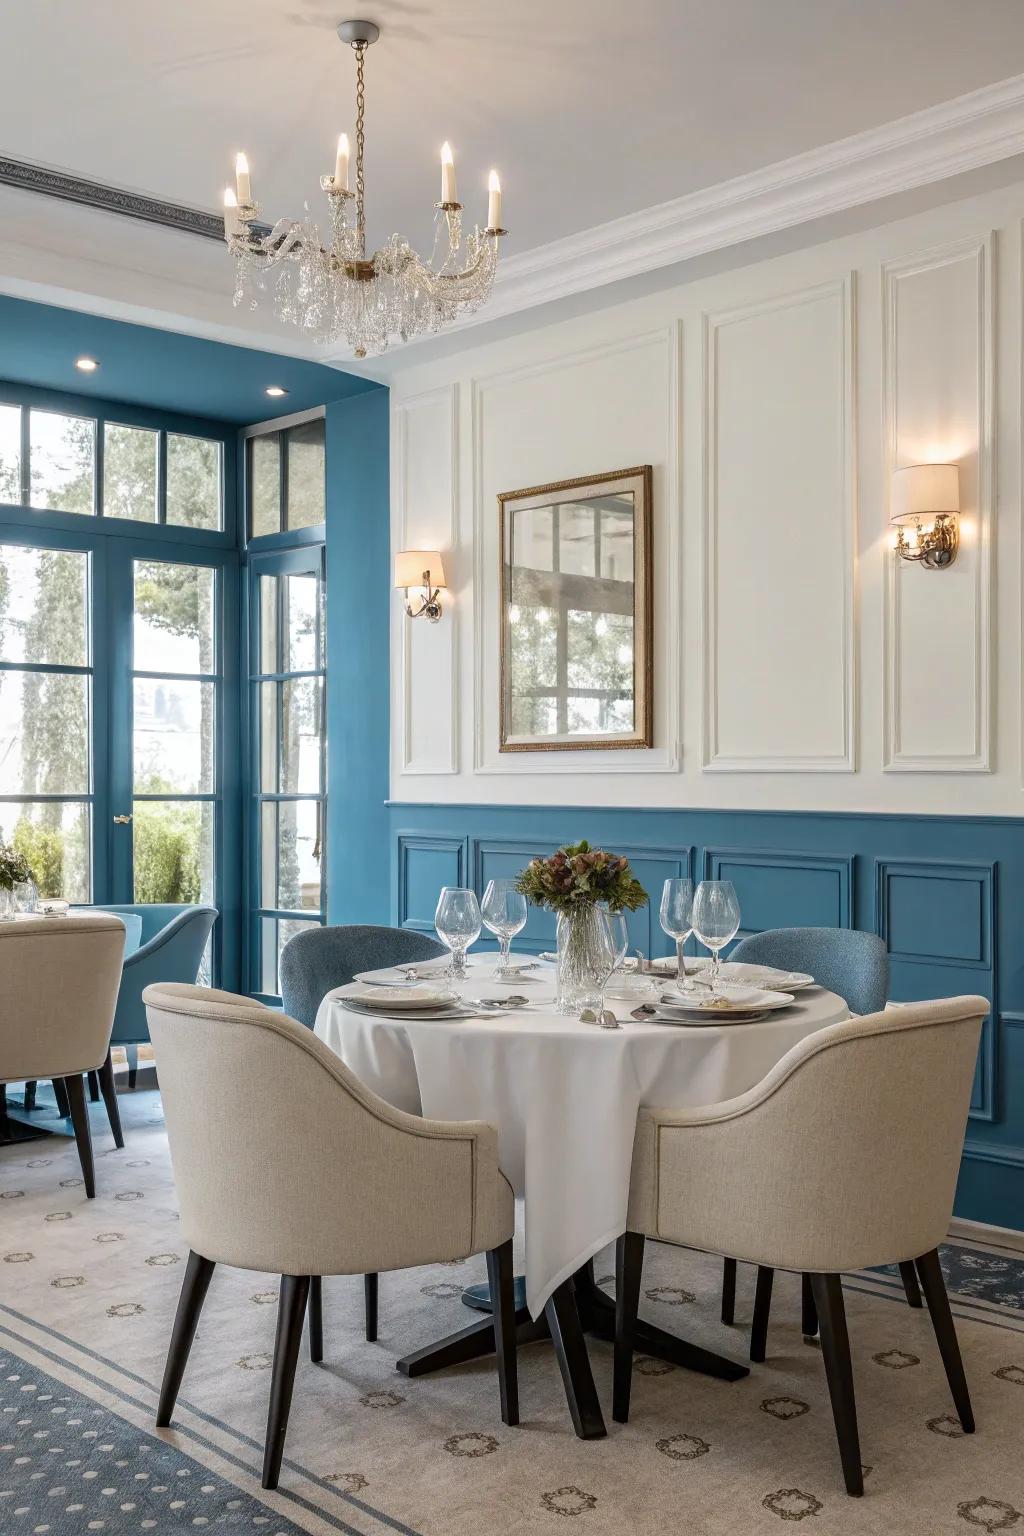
[133,799,201,903]
[516,840,648,915]
[0,839,32,892]
[12,819,64,897]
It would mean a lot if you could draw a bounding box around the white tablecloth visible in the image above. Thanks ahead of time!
[314,964,848,1316]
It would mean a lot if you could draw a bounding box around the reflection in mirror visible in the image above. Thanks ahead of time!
[499,467,652,751]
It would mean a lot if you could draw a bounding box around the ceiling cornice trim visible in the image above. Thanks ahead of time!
[466,70,1024,330]
[0,157,228,241]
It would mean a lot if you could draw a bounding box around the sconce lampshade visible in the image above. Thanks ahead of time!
[890,463,960,525]
[394,550,446,589]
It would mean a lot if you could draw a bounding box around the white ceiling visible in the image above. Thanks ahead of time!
[4,0,1024,364]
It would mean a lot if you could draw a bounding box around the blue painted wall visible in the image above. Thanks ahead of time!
[324,389,391,926]
[388,800,1024,1231]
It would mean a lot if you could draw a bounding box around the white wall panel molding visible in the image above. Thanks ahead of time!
[392,383,460,775]
[701,276,857,773]
[882,233,994,772]
[469,328,682,776]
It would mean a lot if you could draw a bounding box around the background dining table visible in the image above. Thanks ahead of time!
[314,956,849,1438]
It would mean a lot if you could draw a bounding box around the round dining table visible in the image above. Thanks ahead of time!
[314,956,849,1438]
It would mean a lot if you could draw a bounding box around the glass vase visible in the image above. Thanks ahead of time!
[0,886,15,921]
[555,904,614,1015]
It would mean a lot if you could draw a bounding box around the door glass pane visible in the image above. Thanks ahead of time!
[103,424,158,522]
[0,800,91,901]
[133,798,214,903]
[284,573,318,671]
[286,419,325,530]
[261,800,321,911]
[166,434,222,531]
[250,435,280,537]
[0,404,20,503]
[0,670,90,794]
[258,575,279,673]
[133,678,214,793]
[133,562,215,674]
[259,678,321,792]
[29,410,95,514]
[0,545,88,666]
[260,915,311,996]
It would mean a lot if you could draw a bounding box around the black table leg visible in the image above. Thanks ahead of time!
[396,1305,548,1378]
[544,1279,606,1439]
[574,1261,749,1382]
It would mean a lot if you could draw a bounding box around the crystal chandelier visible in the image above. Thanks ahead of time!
[222,19,507,359]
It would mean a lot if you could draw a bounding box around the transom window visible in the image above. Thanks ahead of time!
[0,402,224,530]
[247,416,325,538]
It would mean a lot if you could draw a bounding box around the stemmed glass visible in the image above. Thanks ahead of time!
[690,880,741,996]
[481,879,528,977]
[434,887,482,982]
[659,878,695,982]
[604,909,629,971]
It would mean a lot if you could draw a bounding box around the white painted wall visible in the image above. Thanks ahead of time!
[387,179,1024,814]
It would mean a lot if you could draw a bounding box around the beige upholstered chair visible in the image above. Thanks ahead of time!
[144,982,518,1491]
[614,995,988,1497]
[0,914,126,1195]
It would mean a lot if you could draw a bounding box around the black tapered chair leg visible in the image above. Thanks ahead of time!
[156,1251,216,1426]
[23,1081,37,1113]
[87,1070,100,1103]
[750,1265,774,1363]
[486,1239,519,1426]
[263,1275,310,1491]
[308,1276,323,1364]
[809,1273,863,1496]
[899,1259,923,1309]
[721,1256,737,1325]
[96,1051,124,1149]
[127,1045,138,1091]
[801,1273,818,1337]
[52,1077,71,1119]
[64,1075,95,1198]
[613,1231,645,1423]
[364,1273,378,1342]
[916,1248,974,1432]
[544,1279,606,1439]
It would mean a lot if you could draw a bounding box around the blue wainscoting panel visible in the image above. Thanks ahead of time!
[396,833,469,932]
[876,859,996,1121]
[386,802,1024,1233]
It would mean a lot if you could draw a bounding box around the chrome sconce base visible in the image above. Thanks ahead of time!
[894,513,959,570]
[404,588,444,623]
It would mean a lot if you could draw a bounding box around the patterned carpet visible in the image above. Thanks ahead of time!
[1,1088,1023,1535]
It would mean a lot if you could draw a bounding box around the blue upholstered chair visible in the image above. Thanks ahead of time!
[93,905,218,1091]
[278,922,447,1343]
[716,926,902,1357]
[280,924,446,1029]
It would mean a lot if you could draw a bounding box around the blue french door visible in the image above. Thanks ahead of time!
[0,524,240,985]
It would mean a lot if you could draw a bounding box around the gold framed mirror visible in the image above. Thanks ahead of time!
[498,465,653,752]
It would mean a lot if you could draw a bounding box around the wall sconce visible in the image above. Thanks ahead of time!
[891,463,960,569]
[395,549,447,622]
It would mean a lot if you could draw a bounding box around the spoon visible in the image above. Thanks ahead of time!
[471,995,529,1010]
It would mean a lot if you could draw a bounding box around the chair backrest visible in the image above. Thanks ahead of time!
[93,905,218,1048]
[144,982,482,1276]
[0,914,125,1082]
[653,995,987,1272]
[280,924,446,1027]
[730,926,888,1015]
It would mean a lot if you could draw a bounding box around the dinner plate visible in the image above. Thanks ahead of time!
[631,1005,769,1028]
[656,960,815,991]
[335,983,456,1011]
[656,985,796,1017]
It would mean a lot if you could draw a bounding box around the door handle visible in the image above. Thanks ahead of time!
[112,814,133,825]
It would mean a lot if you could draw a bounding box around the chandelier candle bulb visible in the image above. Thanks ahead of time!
[441,141,457,204]
[334,133,350,191]
[488,170,502,230]
[234,152,251,205]
[222,187,239,240]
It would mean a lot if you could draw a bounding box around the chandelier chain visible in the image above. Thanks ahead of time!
[353,41,366,257]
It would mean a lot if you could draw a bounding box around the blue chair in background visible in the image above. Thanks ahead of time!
[716,926,904,1356]
[93,903,218,1094]
[279,922,447,1343]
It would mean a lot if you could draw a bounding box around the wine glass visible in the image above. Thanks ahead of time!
[578,907,618,1017]
[434,887,482,981]
[481,879,528,977]
[659,877,695,982]
[604,908,629,971]
[690,880,741,995]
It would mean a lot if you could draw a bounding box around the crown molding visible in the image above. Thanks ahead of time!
[452,71,1024,332]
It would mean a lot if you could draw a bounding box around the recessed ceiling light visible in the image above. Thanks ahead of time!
[75,356,99,372]
[265,385,288,397]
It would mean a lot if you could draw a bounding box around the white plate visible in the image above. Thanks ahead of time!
[657,985,795,1017]
[633,1007,769,1028]
[335,983,455,1011]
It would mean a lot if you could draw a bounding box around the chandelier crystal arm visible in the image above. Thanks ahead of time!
[223,19,508,357]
